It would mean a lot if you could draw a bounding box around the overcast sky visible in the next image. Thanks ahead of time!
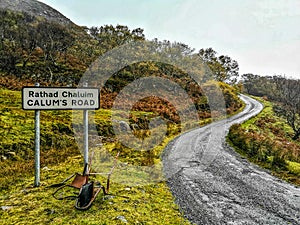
[39,0,300,80]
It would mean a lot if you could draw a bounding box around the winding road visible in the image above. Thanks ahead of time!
[162,95,300,225]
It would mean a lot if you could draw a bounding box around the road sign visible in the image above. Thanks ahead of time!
[22,87,100,110]
[22,85,99,186]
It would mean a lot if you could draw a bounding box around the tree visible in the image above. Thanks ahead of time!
[241,73,266,96]
[36,21,75,82]
[19,25,38,68]
[241,74,300,140]
[0,10,24,74]
[88,25,145,51]
[272,76,300,140]
[36,21,74,64]
[198,48,239,83]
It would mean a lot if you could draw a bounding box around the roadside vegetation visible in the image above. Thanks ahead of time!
[0,88,192,224]
[0,155,191,225]
[228,74,300,186]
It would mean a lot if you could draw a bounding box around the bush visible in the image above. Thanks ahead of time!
[228,124,286,169]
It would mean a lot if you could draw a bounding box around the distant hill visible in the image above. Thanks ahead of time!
[0,0,73,25]
[0,0,243,124]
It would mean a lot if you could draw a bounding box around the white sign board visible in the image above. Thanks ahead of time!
[22,87,100,110]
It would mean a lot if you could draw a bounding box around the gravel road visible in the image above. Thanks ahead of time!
[162,95,300,225]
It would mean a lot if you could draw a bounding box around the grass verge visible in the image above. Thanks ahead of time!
[0,155,190,225]
[227,96,300,186]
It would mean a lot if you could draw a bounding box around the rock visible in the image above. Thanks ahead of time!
[1,206,13,211]
[119,121,131,132]
[112,120,131,133]
[116,215,128,223]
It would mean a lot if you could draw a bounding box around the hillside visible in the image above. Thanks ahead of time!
[0,0,244,180]
[228,97,300,186]
[0,1,243,123]
[0,2,246,224]
[0,0,244,154]
[0,0,73,25]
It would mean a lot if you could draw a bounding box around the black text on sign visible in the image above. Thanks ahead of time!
[22,87,100,110]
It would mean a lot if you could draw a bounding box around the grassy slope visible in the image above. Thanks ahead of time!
[0,88,191,225]
[0,155,189,225]
[227,97,300,186]
[0,88,79,189]
[0,85,244,224]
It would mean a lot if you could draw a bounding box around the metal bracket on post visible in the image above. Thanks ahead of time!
[34,83,40,187]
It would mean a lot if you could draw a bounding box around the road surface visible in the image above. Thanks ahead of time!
[163,95,300,225]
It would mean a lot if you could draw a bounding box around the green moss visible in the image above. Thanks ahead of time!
[0,155,190,225]
[288,161,300,176]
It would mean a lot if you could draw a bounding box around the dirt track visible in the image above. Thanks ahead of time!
[163,95,300,225]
